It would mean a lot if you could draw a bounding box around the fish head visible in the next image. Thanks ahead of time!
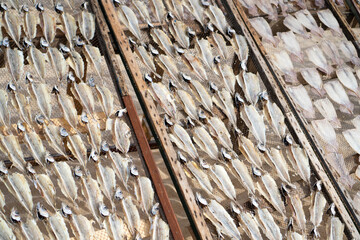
[257,143,266,153]
[23,37,33,48]
[164,114,174,127]
[167,12,175,21]
[199,159,210,169]
[88,77,96,87]
[89,150,99,162]
[151,202,160,216]
[209,82,218,93]
[35,114,45,125]
[187,27,196,38]
[327,203,336,216]
[37,203,49,220]
[61,203,73,217]
[35,3,44,12]
[74,36,85,48]
[99,204,110,217]
[251,165,262,177]
[115,108,127,118]
[81,2,89,10]
[149,45,159,56]
[144,73,153,84]
[227,27,236,38]
[40,37,49,49]
[214,55,221,65]
[59,44,71,54]
[17,122,25,133]
[59,127,68,137]
[10,208,21,223]
[283,134,293,146]
[177,151,187,164]
[26,163,36,175]
[67,71,76,82]
[234,92,244,108]
[2,37,10,48]
[101,141,110,153]
[186,116,195,128]
[45,153,55,164]
[0,161,8,175]
[113,0,121,7]
[195,192,208,207]
[180,72,192,83]
[313,180,322,191]
[0,2,8,11]
[55,3,64,13]
[25,72,34,84]
[6,82,16,92]
[206,23,215,33]
[250,197,259,209]
[287,217,294,232]
[230,202,241,215]
[169,80,178,91]
[73,166,83,179]
[130,164,139,177]
[81,112,89,124]
[198,109,207,123]
[221,148,232,161]
[114,187,124,200]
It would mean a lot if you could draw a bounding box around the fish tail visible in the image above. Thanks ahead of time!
[351,57,360,66]
[241,61,247,71]
[248,7,258,16]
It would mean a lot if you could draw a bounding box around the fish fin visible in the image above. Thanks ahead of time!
[351,57,360,66]
[339,103,354,114]
[284,72,299,84]
[330,118,342,129]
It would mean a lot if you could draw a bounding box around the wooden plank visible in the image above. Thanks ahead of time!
[96,0,212,239]
[89,1,186,239]
[345,1,360,29]
[223,0,360,238]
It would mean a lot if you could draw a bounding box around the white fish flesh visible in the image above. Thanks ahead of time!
[312,119,338,152]
[288,145,311,184]
[191,80,213,112]
[326,152,354,189]
[321,40,343,65]
[238,135,263,169]
[210,32,228,59]
[239,211,262,239]
[121,196,141,235]
[288,85,315,119]
[43,124,68,158]
[151,82,177,118]
[157,55,179,82]
[193,126,219,159]
[87,118,102,153]
[295,9,324,36]
[48,48,68,81]
[177,90,198,120]
[241,104,266,146]
[34,174,56,210]
[164,0,184,20]
[149,0,166,23]
[233,34,249,70]
[49,212,70,240]
[7,172,33,214]
[186,161,213,195]
[310,191,327,232]
[343,129,360,155]
[256,207,282,240]
[232,159,256,195]
[24,7,40,40]
[84,45,103,80]
[314,98,341,128]
[284,14,308,37]
[271,50,297,83]
[263,99,286,139]
[67,134,87,167]
[336,66,360,97]
[24,131,46,168]
[238,0,258,15]
[113,118,131,154]
[278,31,303,62]
[133,0,151,26]
[0,90,11,130]
[67,51,85,80]
[240,71,261,105]
[73,82,95,115]
[78,11,95,42]
[324,80,354,114]
[21,218,44,240]
[96,162,116,209]
[317,9,342,36]
[300,68,324,95]
[96,85,114,118]
[352,116,360,129]
[170,20,190,49]
[61,13,77,49]
[211,164,236,201]
[6,48,24,82]
[206,5,228,36]
[306,46,333,75]
[138,176,154,215]
[0,134,26,172]
[70,215,95,240]
[184,0,205,26]
[28,47,46,80]
[261,174,286,217]
[208,117,233,150]
[339,41,360,66]
[151,29,175,57]
[218,65,236,95]
[108,151,130,190]
[256,0,278,20]
[289,193,307,233]
[57,92,78,129]
[41,10,57,44]
[216,89,237,127]
[29,83,52,120]
[172,124,198,159]
[135,45,156,74]
[183,52,208,81]
[328,217,344,240]
[3,10,22,48]
[81,176,104,227]
[195,38,214,70]
[0,215,16,240]
[151,215,170,240]
[267,148,292,185]
[250,17,276,45]
[103,214,126,240]
[53,162,77,205]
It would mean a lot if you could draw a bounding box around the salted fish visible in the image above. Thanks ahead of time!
[300,68,324,95]
[81,176,105,227]
[138,176,154,216]
[241,104,266,146]
[321,40,343,66]
[233,34,249,70]
[151,214,170,240]
[21,218,44,240]
[122,196,141,235]
[135,45,157,74]
[343,129,360,154]
[151,82,177,118]
[240,72,261,105]
[28,47,47,80]
[177,90,198,120]
[24,7,40,40]
[84,45,103,80]
[271,50,297,83]
[312,119,338,152]
[352,116,360,129]
[328,217,344,240]
[211,32,228,59]
[73,82,95,115]
[44,123,68,158]
[232,159,256,195]
[96,162,116,209]
[41,10,57,44]
[239,211,262,239]
[256,207,282,240]
[208,200,242,239]
[78,11,95,42]
[289,193,307,233]
[49,212,70,240]
[317,9,342,36]
[157,55,179,82]
[29,83,52,120]
[56,92,78,129]
[61,13,77,49]
[278,31,303,62]
[172,124,198,159]
[191,80,213,112]
[195,38,214,70]
[10,92,32,126]
[339,41,360,66]
[7,173,33,214]
[170,20,190,49]
[306,46,333,75]
[216,89,237,127]
[164,0,184,20]
[67,51,85,80]
[70,215,95,240]
[133,0,152,25]
[149,0,166,23]
[325,152,354,189]
[238,0,258,15]
[310,191,327,234]
[250,17,276,45]
[108,151,130,190]
[67,134,87,167]
[113,118,131,154]
[193,126,218,159]
[264,99,286,139]
[53,161,78,205]
[34,174,56,210]
[261,174,286,217]
[314,98,341,128]
[96,85,114,118]
[186,161,213,195]
[48,48,68,81]
[104,214,125,240]
[256,0,278,20]
[0,134,26,172]
[0,189,4,212]
[267,148,292,185]
[211,165,236,201]
[208,117,233,150]
[288,85,315,119]
[288,145,311,184]
[206,5,228,36]
[24,131,46,168]
[151,29,174,57]
[295,9,324,36]
[184,0,205,26]
[3,9,22,48]
[0,216,16,240]
[324,80,354,114]
[238,136,263,169]
[219,65,236,95]
[87,118,102,153]
[284,14,308,37]
[336,66,360,97]
[0,90,11,130]
[6,48,24,83]
[183,52,208,82]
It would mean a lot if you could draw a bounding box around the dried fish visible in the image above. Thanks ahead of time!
[271,50,297,83]
[135,45,157,74]
[61,13,77,49]
[211,164,236,200]
[78,11,95,42]
[278,31,303,62]
[327,216,344,240]
[186,161,213,195]
[172,124,198,159]
[300,68,324,96]
[261,174,286,216]
[238,136,263,169]
[24,131,47,168]
[256,0,278,20]
[41,10,57,44]
[0,134,26,172]
[310,191,327,236]
[67,134,87,167]
[233,34,249,70]
[149,0,166,23]
[56,92,78,129]
[48,48,68,81]
[263,99,286,139]
[267,148,292,185]
[138,176,154,216]
[312,119,338,152]
[121,196,141,235]
[208,117,232,150]
[238,0,258,16]
[325,152,354,189]
[324,80,354,114]
[158,55,179,83]
[108,151,131,190]
[44,123,68,158]
[288,145,311,184]
[191,80,213,112]
[29,83,52,120]
[34,174,56,210]
[295,9,324,36]
[0,215,16,239]
[96,162,116,209]
[170,20,190,49]
[24,7,40,40]
[28,47,46,80]
[53,161,78,205]
[288,85,315,119]
[232,159,256,195]
[7,172,33,214]
[165,0,184,20]
[240,72,261,105]
[95,85,114,119]
[250,17,276,45]
[0,90,11,131]
[321,40,343,66]
[49,212,70,240]
[70,214,95,240]
[184,0,205,26]
[6,48,24,83]
[3,9,22,48]
[195,38,214,70]
[183,52,208,81]
[151,82,177,118]
[133,1,151,26]
[206,5,228,36]
[284,14,308,38]
[256,205,283,239]
[218,65,236,95]
[317,9,342,36]
[84,45,103,80]
[314,98,341,129]
[193,126,218,159]
[21,218,44,240]
[113,118,131,154]
[73,82,95,115]
[336,66,360,97]
[67,51,85,80]
[151,214,170,240]
[289,193,306,233]
[340,41,360,66]
[215,89,237,127]
[151,28,174,57]
[343,128,360,155]
[239,210,262,239]
[177,90,198,120]
[241,104,266,146]
[210,32,228,59]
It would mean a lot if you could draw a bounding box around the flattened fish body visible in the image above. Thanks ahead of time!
[288,145,311,184]
[49,212,71,240]
[271,50,297,83]
[78,11,95,42]
[284,14,308,37]
[193,126,218,159]
[41,10,57,44]
[8,173,33,214]
[48,48,68,81]
[324,80,353,114]
[250,17,276,45]
[300,68,324,95]
[317,9,342,36]
[6,48,24,83]
[67,134,88,167]
[232,159,256,195]
[288,85,315,119]
[336,66,360,97]
[241,105,266,146]
[113,118,131,154]
[314,98,341,128]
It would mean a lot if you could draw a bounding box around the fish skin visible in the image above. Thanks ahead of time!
[284,14,309,38]
[67,51,85,80]
[0,90,11,131]
[24,7,40,40]
[239,211,262,240]
[211,164,236,201]
[0,215,16,240]
[24,131,47,168]
[325,152,355,189]
[151,82,177,118]
[208,117,233,150]
[7,172,33,214]
[343,128,360,155]
[250,17,277,46]
[70,215,95,240]
[183,52,208,81]
[151,214,170,240]
[84,45,103,80]
[121,196,141,235]
[149,0,166,23]
[271,50,297,83]
[210,32,228,59]
[73,82,95,116]
[300,68,324,96]
[263,99,287,139]
[29,83,52,120]
[108,151,130,190]
[56,92,78,130]
[41,10,57,44]
[340,41,360,66]
[96,162,116,209]
[321,40,343,66]
[53,161,78,205]
[238,0,258,16]
[191,80,213,112]
[267,148,292,185]
[157,55,179,83]
[28,47,47,80]
[206,5,228,36]
[195,38,214,70]
[132,0,151,24]
[193,126,219,159]
[261,174,286,217]
[289,193,307,233]
[186,161,213,195]
[87,118,102,154]
[67,134,88,168]
[135,45,157,74]
[295,9,324,37]
[184,0,205,26]
[78,11,95,42]
[172,124,198,159]
[232,159,256,195]
[324,80,354,114]
[43,123,68,159]
[336,66,360,97]
[48,48,68,81]
[61,13,78,49]
[278,31,303,62]
[170,20,190,49]
[312,119,338,153]
[314,98,341,129]
[3,9,22,48]
[218,65,236,95]
[49,212,71,240]
[96,85,114,118]
[113,118,131,154]
[103,214,126,240]
[317,9,342,36]
[310,191,327,231]
[21,218,44,240]
[0,134,26,173]
[177,89,198,120]
[118,6,141,41]
[327,216,344,240]
[138,176,154,215]
[256,0,278,20]
[288,85,315,119]
[238,135,263,169]
[241,104,266,146]
[288,145,311,184]
[34,174,56,210]
[6,48,24,83]
[151,28,175,57]
[240,72,261,105]
[256,207,282,240]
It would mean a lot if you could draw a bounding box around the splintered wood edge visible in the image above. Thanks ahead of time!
[225,0,360,238]
[93,0,209,239]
